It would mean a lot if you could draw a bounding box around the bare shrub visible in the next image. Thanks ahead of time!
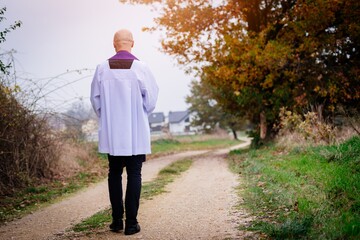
[61,101,95,141]
[0,13,61,195]
[0,49,102,198]
[0,86,60,195]
[0,15,101,197]
[0,86,102,196]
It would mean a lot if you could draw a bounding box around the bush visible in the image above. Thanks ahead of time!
[0,86,60,195]
[276,107,337,146]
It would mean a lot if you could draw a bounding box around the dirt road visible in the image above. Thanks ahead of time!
[0,138,254,240]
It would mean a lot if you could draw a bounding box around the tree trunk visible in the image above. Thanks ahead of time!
[231,129,238,140]
[260,111,267,139]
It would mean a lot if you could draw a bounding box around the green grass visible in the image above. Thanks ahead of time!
[151,135,238,156]
[72,158,193,233]
[142,158,193,199]
[229,136,360,239]
[73,208,112,232]
[0,171,105,224]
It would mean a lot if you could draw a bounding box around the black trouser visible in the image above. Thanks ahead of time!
[108,154,145,225]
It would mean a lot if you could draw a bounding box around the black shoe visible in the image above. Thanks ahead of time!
[109,219,123,232]
[124,223,141,235]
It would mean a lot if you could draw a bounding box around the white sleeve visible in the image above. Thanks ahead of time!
[141,64,159,114]
[90,65,101,117]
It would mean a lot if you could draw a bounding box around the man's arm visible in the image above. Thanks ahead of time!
[141,64,159,114]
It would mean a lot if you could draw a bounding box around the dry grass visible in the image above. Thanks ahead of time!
[335,125,360,143]
[276,126,359,150]
[52,141,106,180]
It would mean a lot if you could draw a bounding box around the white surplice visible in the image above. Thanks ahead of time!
[90,52,159,156]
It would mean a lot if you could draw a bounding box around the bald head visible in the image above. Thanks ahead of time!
[113,29,134,52]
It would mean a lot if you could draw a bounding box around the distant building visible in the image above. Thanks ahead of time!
[168,110,197,135]
[148,112,165,134]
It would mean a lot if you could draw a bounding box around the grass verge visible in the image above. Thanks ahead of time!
[150,135,239,157]
[228,136,360,239]
[71,158,193,233]
[0,171,106,224]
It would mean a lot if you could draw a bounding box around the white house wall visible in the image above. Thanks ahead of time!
[169,123,185,133]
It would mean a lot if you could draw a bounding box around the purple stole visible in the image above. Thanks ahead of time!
[109,51,139,69]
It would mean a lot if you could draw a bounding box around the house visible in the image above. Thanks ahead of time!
[148,112,165,133]
[168,110,197,135]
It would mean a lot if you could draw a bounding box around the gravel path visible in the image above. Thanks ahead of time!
[0,138,254,240]
[125,150,243,239]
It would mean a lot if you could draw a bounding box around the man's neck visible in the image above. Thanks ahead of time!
[116,48,131,53]
[110,50,138,60]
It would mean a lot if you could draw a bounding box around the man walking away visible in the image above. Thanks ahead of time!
[90,29,159,235]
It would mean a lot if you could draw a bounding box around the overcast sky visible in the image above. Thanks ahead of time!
[1,0,193,114]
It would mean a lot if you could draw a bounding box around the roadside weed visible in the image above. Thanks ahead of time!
[73,209,111,232]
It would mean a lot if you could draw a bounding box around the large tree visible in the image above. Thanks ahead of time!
[121,0,360,138]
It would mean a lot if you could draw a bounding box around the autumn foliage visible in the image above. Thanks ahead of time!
[120,0,360,138]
